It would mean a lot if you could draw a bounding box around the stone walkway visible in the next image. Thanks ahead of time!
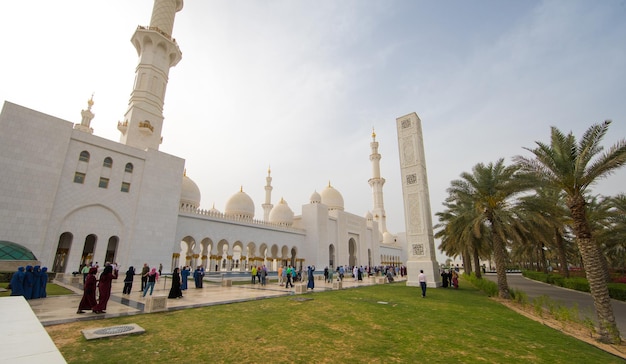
[29,275,399,326]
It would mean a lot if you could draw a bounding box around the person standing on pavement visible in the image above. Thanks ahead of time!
[93,264,118,313]
[143,267,159,297]
[122,266,135,294]
[181,266,190,291]
[168,267,183,299]
[418,270,427,298]
[77,267,97,313]
[140,263,149,292]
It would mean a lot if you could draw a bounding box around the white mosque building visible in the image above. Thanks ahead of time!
[0,0,407,275]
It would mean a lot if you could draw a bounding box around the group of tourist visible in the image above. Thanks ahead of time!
[77,262,118,314]
[440,269,459,289]
[9,265,48,299]
[250,265,269,286]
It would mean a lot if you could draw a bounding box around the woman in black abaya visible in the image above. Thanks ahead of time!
[168,267,183,299]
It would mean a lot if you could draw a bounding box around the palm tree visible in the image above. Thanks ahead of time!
[601,194,626,269]
[447,159,531,299]
[516,187,572,277]
[436,197,490,278]
[514,120,626,344]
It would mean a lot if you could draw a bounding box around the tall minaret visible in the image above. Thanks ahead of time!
[262,167,274,221]
[74,95,95,134]
[368,129,388,233]
[118,0,183,150]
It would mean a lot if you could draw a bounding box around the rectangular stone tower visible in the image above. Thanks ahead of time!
[396,112,441,287]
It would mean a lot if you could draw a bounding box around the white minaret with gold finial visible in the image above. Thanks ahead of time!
[368,129,388,234]
[74,95,95,134]
[262,167,273,221]
[118,0,183,150]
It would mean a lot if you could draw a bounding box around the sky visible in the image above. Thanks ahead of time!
[1,1,625,263]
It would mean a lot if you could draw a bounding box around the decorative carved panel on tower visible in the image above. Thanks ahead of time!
[407,193,422,234]
[401,137,415,166]
[412,243,424,256]
[406,173,417,185]
[401,118,412,129]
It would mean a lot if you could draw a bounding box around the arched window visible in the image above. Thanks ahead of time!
[103,157,113,168]
[79,151,90,162]
[125,163,134,173]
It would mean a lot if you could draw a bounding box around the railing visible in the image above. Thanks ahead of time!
[178,206,305,233]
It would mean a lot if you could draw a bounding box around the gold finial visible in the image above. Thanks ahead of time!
[183,168,187,176]
[372,127,376,139]
[240,185,243,192]
[268,165,271,174]
[328,180,332,187]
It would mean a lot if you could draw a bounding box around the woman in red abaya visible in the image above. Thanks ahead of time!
[92,265,118,314]
[77,267,98,314]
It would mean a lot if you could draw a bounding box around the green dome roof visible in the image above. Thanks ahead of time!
[0,241,37,260]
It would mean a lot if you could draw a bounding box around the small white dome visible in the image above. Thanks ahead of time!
[224,188,255,219]
[209,203,221,215]
[310,190,321,204]
[180,173,201,209]
[269,198,294,226]
[320,183,344,211]
[383,231,395,245]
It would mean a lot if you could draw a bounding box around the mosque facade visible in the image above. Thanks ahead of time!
[0,0,407,275]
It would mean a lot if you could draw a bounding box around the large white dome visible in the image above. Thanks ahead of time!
[269,198,294,226]
[320,182,344,211]
[224,188,255,219]
[180,172,201,209]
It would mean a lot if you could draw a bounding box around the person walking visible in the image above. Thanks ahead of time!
[143,267,159,297]
[277,265,284,286]
[77,267,98,313]
[93,264,118,313]
[168,267,183,299]
[418,270,427,298]
[323,267,329,283]
[285,265,294,288]
[307,265,316,290]
[140,263,149,292]
[122,266,135,294]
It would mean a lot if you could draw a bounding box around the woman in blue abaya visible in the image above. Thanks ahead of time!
[31,265,41,299]
[23,265,34,299]
[307,265,316,290]
[181,266,190,290]
[9,266,25,297]
[39,267,48,298]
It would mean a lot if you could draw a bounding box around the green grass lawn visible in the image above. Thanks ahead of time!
[0,282,74,297]
[45,281,623,363]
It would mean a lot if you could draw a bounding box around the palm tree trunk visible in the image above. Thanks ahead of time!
[555,230,569,278]
[489,218,510,299]
[473,249,482,279]
[570,198,621,344]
